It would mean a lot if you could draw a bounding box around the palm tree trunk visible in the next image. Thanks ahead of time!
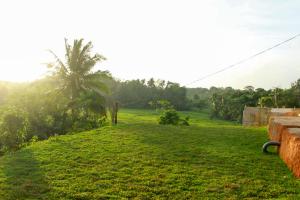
[110,102,119,125]
[114,102,118,125]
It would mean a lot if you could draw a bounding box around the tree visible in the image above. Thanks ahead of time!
[164,82,188,110]
[0,106,28,150]
[258,96,273,108]
[48,38,110,121]
[244,85,255,92]
[147,78,155,88]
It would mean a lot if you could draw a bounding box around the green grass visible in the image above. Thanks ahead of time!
[0,109,300,199]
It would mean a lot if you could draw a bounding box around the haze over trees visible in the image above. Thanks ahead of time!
[0,39,112,150]
[112,78,188,110]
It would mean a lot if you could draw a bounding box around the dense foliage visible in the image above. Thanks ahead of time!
[112,78,188,110]
[0,39,112,151]
[188,81,300,122]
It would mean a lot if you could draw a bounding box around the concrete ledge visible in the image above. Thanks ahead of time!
[242,107,300,127]
[268,116,300,142]
[279,128,300,178]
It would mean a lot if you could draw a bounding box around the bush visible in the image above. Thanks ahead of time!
[159,109,180,125]
[159,109,189,126]
[0,107,29,151]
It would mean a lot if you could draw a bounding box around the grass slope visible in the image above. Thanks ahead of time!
[0,109,299,199]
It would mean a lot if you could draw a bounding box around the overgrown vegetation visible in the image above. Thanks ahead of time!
[188,82,300,122]
[0,39,112,151]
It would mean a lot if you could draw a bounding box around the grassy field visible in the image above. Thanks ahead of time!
[0,109,299,199]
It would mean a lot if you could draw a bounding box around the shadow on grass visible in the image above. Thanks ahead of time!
[1,148,50,200]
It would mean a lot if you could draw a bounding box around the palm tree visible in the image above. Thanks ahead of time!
[49,38,110,119]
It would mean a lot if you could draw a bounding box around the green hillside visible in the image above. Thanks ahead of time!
[0,109,299,199]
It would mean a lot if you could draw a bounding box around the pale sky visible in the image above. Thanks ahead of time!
[0,0,300,89]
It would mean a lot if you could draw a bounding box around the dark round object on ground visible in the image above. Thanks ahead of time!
[262,141,281,153]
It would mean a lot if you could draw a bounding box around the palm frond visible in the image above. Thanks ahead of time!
[64,38,72,70]
[48,49,68,74]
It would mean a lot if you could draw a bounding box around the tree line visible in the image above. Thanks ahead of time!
[188,82,300,122]
[113,79,300,123]
[111,78,188,110]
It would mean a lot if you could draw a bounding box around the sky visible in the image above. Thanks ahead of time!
[0,0,300,89]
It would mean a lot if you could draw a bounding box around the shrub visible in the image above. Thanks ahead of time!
[159,109,189,126]
[0,107,29,151]
[159,109,180,125]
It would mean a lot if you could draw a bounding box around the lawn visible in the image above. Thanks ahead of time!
[0,109,299,199]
